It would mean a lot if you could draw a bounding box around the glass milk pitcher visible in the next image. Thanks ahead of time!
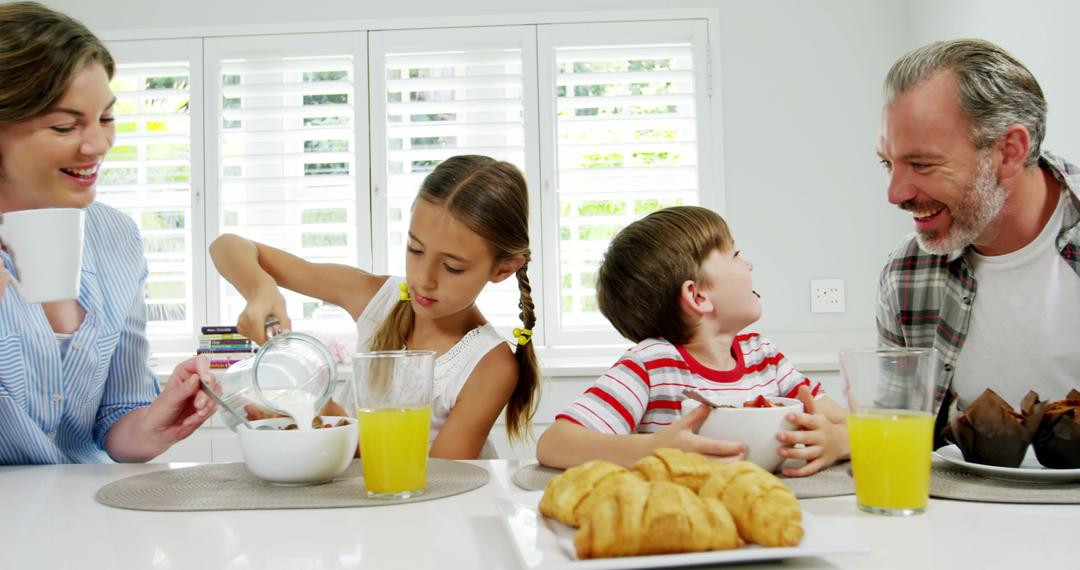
[215,331,337,431]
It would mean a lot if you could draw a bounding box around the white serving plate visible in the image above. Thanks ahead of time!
[494,491,866,569]
[935,444,1080,483]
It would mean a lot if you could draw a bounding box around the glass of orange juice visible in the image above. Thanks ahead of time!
[839,348,937,516]
[351,350,435,499]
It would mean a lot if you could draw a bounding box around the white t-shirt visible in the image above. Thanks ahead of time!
[953,192,1080,408]
[350,276,506,458]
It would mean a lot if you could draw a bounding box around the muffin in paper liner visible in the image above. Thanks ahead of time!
[1024,389,1080,469]
[944,388,1043,468]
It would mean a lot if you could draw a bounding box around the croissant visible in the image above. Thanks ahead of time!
[698,460,803,547]
[633,447,721,492]
[573,479,743,559]
[572,470,648,527]
[538,460,628,527]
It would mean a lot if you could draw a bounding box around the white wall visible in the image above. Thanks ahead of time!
[710,0,910,352]
[908,0,1080,161]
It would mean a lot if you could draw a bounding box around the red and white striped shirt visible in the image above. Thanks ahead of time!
[557,333,821,434]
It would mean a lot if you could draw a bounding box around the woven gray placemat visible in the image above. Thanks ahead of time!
[511,463,563,491]
[930,459,1080,504]
[96,459,488,511]
[511,462,855,499]
[778,463,855,498]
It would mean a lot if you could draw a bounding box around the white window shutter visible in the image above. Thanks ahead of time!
[538,20,711,346]
[369,27,541,336]
[100,39,203,351]
[205,34,369,327]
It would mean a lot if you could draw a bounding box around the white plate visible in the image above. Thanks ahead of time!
[935,444,1080,483]
[493,491,866,570]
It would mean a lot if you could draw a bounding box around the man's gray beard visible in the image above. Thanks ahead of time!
[916,151,1007,255]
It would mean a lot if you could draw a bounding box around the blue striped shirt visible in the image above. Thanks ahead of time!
[0,202,160,464]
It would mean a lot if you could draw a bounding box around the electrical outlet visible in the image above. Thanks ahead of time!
[810,279,845,313]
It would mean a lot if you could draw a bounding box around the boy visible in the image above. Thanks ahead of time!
[536,206,849,477]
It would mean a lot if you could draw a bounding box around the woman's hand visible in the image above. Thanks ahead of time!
[105,356,219,462]
[236,282,290,344]
[776,386,850,477]
[143,356,219,444]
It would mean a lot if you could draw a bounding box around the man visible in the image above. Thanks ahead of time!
[875,39,1080,439]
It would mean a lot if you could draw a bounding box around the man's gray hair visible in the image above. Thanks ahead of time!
[884,39,1046,167]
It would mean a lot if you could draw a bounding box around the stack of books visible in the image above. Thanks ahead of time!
[197,325,256,369]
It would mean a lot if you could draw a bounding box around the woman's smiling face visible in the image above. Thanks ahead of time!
[0,61,115,212]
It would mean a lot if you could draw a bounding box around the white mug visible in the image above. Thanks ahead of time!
[0,208,84,303]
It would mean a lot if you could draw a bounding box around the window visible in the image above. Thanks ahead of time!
[368,21,712,347]
[204,34,369,327]
[368,27,540,336]
[105,18,715,363]
[101,39,203,354]
[538,20,711,346]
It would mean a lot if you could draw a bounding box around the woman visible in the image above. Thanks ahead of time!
[0,2,216,464]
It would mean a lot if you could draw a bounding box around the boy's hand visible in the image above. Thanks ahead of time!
[652,404,746,460]
[777,385,849,477]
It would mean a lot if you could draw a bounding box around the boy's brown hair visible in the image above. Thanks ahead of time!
[596,206,732,344]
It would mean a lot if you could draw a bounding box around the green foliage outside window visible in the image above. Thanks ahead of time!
[304,71,347,82]
[301,209,347,224]
[304,162,349,176]
[304,94,348,105]
[108,145,138,162]
[304,116,349,126]
[304,139,349,152]
[148,166,189,183]
[578,225,618,240]
[301,232,347,247]
[576,201,625,216]
[141,211,185,230]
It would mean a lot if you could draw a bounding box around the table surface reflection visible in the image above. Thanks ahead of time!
[0,460,1074,569]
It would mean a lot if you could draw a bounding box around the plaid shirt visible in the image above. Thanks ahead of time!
[876,152,1080,422]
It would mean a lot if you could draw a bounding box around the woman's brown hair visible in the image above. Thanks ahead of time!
[368,155,539,442]
[0,2,114,126]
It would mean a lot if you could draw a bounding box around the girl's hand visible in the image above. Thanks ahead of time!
[777,386,850,477]
[651,404,746,460]
[237,283,290,344]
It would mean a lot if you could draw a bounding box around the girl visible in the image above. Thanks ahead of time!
[210,155,539,459]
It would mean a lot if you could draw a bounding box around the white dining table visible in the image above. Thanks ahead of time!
[0,460,1074,569]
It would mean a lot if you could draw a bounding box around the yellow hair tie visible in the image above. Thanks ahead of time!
[398,281,411,301]
[513,327,533,346]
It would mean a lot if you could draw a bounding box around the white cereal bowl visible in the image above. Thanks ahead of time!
[238,416,358,485]
[685,396,803,473]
